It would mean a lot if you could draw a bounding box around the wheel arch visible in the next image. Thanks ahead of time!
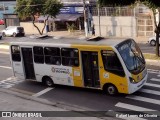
[102,83,119,93]
[42,75,53,83]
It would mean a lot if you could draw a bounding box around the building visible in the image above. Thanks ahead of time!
[92,4,156,37]
[0,0,16,19]
[38,0,96,33]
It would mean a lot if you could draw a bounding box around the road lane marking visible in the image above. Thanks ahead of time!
[139,89,160,95]
[0,65,12,69]
[115,102,155,111]
[115,102,159,119]
[145,83,160,88]
[0,77,24,88]
[147,71,159,74]
[0,51,9,54]
[126,95,160,105]
[32,87,54,97]
[106,111,147,120]
[150,78,160,82]
[147,69,160,74]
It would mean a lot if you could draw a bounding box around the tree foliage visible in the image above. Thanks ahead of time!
[98,0,160,56]
[15,0,63,35]
[98,0,136,7]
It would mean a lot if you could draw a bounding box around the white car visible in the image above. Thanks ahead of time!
[1,26,25,37]
[148,36,160,46]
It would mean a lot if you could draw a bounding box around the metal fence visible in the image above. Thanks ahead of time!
[92,6,151,17]
[92,7,134,16]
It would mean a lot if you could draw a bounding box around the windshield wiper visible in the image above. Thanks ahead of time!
[131,49,145,64]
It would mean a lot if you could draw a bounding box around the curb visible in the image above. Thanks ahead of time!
[0,44,9,49]
[146,59,160,66]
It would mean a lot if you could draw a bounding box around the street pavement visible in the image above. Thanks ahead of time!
[0,68,160,120]
[0,89,105,120]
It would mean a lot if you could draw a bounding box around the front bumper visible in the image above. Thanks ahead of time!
[128,73,148,94]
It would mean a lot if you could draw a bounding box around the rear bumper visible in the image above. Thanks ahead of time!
[16,33,25,36]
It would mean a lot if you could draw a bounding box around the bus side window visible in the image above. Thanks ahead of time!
[33,46,44,64]
[11,45,21,62]
[101,50,125,77]
[61,48,79,67]
[44,47,61,65]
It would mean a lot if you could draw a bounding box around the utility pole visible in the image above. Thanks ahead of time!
[83,0,88,37]
[3,2,6,13]
[98,4,101,36]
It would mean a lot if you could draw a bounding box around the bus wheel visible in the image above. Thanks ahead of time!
[44,77,54,87]
[103,84,118,95]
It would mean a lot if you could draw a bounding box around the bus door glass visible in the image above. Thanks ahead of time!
[11,45,25,79]
[81,51,100,88]
[21,48,36,80]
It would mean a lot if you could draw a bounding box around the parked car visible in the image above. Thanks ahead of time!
[0,19,4,25]
[148,36,160,46]
[1,26,25,37]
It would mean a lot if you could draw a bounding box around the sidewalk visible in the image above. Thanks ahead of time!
[47,30,149,43]
[0,44,9,50]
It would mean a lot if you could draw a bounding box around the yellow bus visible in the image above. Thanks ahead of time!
[10,36,148,95]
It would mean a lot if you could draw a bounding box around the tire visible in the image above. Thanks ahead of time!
[13,32,17,37]
[2,32,5,37]
[103,84,118,95]
[150,40,156,46]
[0,36,2,40]
[44,77,54,87]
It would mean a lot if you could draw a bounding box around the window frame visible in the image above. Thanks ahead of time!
[61,48,79,67]
[33,46,44,64]
[101,50,125,77]
[44,47,61,65]
[11,45,21,62]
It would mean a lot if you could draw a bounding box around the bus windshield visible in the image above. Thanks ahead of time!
[116,39,145,74]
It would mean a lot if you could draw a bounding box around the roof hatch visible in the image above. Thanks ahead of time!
[87,36,104,41]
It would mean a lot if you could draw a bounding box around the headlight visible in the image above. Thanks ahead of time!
[129,77,136,83]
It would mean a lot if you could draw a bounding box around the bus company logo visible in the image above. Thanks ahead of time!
[2,112,11,117]
[51,67,70,74]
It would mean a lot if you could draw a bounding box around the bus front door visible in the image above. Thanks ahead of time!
[22,48,36,80]
[81,51,100,88]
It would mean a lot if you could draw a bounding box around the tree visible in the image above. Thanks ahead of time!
[98,0,160,56]
[140,0,160,56]
[15,0,63,35]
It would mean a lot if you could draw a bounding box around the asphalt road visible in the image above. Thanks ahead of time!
[138,43,157,54]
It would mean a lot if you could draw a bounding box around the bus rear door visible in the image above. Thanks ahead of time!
[21,48,36,80]
[11,45,25,79]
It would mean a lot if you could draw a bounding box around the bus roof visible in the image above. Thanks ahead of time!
[10,36,133,47]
